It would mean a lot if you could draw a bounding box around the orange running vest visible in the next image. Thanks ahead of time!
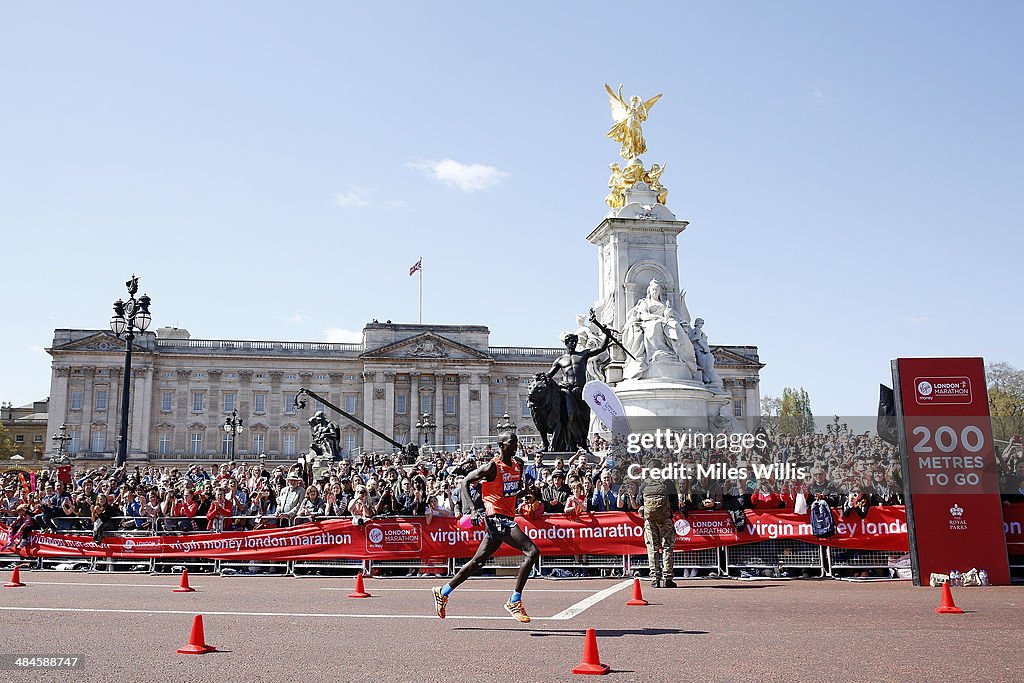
[481,456,521,517]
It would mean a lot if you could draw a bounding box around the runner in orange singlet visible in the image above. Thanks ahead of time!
[432,431,539,622]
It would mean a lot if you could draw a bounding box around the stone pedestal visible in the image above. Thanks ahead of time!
[614,378,731,432]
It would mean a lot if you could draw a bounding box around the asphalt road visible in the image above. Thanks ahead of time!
[1,571,1021,682]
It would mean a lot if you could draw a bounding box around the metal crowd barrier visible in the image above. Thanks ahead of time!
[826,548,910,578]
[627,548,724,577]
[723,539,826,577]
[541,554,626,577]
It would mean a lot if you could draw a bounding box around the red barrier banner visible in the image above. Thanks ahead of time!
[893,357,1012,585]
[1004,503,1024,554]
[0,506,921,561]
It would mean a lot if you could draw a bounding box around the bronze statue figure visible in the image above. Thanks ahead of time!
[529,324,611,452]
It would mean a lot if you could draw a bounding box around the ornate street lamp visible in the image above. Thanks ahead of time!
[415,412,436,446]
[51,423,71,465]
[109,275,152,468]
[496,412,517,433]
[258,451,267,473]
[223,409,244,460]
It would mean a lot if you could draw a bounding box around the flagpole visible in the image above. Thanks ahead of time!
[418,256,423,324]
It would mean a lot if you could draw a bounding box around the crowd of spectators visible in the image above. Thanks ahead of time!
[2,422,1022,555]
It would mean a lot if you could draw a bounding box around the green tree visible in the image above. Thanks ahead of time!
[779,387,814,436]
[987,361,1024,445]
[0,424,16,458]
[760,395,781,433]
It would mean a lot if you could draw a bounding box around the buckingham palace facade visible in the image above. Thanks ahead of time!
[44,322,763,463]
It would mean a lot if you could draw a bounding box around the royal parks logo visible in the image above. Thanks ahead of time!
[949,503,968,531]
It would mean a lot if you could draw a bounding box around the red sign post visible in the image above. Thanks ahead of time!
[892,357,1011,585]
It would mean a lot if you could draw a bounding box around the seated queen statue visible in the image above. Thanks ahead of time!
[622,279,699,381]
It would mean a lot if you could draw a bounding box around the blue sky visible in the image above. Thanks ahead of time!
[1,2,1021,415]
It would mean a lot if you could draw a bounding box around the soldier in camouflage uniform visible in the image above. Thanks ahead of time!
[636,456,681,588]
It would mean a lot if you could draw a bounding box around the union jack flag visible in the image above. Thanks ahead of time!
[409,258,422,276]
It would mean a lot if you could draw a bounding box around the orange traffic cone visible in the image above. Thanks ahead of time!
[173,568,196,593]
[4,566,25,588]
[571,628,610,675]
[348,572,371,598]
[935,582,964,614]
[177,615,216,654]
[626,578,647,606]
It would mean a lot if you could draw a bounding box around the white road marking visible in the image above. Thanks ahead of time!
[321,587,595,593]
[0,606,553,621]
[25,581,202,588]
[549,579,633,620]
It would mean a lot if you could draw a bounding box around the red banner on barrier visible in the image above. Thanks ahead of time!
[0,506,926,561]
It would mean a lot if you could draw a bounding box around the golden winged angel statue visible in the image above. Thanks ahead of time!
[605,83,662,161]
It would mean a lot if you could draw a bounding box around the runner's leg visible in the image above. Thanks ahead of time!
[504,525,541,594]
[445,529,504,591]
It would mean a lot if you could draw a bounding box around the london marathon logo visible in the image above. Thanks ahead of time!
[915,376,972,405]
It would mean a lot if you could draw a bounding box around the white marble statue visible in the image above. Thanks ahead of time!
[688,317,724,391]
[621,279,698,381]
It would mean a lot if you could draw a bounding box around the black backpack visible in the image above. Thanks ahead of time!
[810,499,835,538]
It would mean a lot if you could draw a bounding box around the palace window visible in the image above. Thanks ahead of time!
[445,394,456,416]
[396,395,408,415]
[161,392,173,412]
[252,433,265,454]
[492,398,505,417]
[344,395,357,413]
[521,399,531,418]
[158,433,171,455]
[190,432,204,455]
[283,433,296,456]
[254,393,266,414]
[95,389,108,411]
[192,392,204,413]
[224,392,236,413]
[91,430,106,453]
[70,390,83,411]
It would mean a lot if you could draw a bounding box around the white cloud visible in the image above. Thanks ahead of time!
[407,158,508,192]
[324,328,362,343]
[333,186,373,208]
[29,345,46,354]
[907,315,930,324]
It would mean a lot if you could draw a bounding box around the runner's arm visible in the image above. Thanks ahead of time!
[458,461,496,517]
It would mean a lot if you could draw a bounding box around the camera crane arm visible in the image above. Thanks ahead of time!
[293,387,418,459]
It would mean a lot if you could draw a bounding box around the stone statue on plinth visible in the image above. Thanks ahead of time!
[528,328,611,452]
[308,410,342,460]
[688,317,724,392]
[622,279,698,382]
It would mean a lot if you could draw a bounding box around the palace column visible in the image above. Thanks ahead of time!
[479,374,490,439]
[409,373,420,436]
[429,374,440,446]
[361,371,376,451]
[458,373,471,447]
[383,372,396,445]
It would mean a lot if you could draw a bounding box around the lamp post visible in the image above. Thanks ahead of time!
[258,451,267,473]
[223,409,244,461]
[109,275,152,468]
[51,423,71,465]
[415,412,436,447]
[496,412,517,433]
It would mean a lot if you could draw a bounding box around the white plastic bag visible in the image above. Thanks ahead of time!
[794,492,808,515]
